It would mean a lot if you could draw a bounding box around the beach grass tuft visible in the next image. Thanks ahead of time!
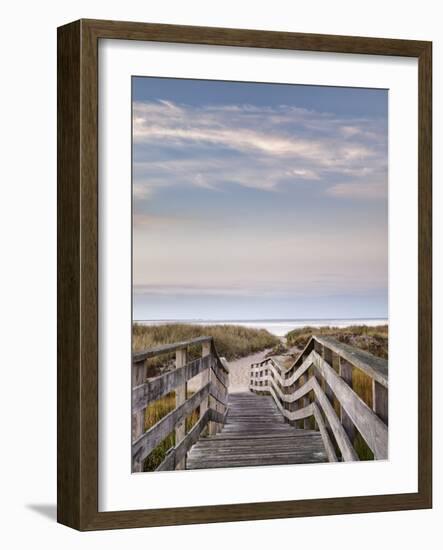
[133,322,279,358]
[285,324,388,359]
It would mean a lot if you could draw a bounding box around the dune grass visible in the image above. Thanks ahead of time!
[285,324,388,359]
[133,322,279,375]
[133,322,279,359]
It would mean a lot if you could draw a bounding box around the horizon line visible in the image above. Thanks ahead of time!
[133,316,388,322]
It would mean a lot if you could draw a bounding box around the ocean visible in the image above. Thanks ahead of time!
[136,318,388,337]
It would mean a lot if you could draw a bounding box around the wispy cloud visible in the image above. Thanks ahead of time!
[133,99,387,200]
[131,83,388,320]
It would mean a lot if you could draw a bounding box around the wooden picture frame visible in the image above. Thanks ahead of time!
[57,19,432,530]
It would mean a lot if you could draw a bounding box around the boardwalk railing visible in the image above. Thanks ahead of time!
[250,335,388,462]
[132,337,229,472]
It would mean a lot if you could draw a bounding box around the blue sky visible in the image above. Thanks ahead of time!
[132,77,388,320]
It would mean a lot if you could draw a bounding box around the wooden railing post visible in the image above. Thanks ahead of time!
[372,380,388,425]
[338,356,356,444]
[297,369,304,428]
[220,358,229,430]
[175,348,187,469]
[200,341,211,431]
[301,372,310,429]
[208,350,217,435]
[132,359,147,472]
[322,346,335,400]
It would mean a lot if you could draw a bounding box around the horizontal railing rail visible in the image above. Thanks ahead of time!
[288,335,388,388]
[250,336,388,462]
[132,336,229,471]
[133,336,214,363]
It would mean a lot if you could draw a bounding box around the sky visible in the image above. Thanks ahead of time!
[132,77,388,321]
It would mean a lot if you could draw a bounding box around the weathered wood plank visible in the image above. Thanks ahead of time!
[373,379,389,425]
[133,336,212,362]
[199,342,211,427]
[310,378,358,462]
[312,402,338,462]
[132,355,211,411]
[132,361,147,471]
[197,445,326,452]
[315,335,388,388]
[195,439,323,448]
[132,359,146,386]
[339,357,357,443]
[175,348,187,469]
[210,374,228,406]
[187,454,326,469]
[131,409,145,472]
[208,365,217,436]
[211,431,319,440]
[190,450,326,461]
[322,346,335,405]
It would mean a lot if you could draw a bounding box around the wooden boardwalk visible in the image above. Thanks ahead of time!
[186,392,327,469]
[132,335,388,471]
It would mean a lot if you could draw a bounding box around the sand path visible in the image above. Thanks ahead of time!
[188,338,300,394]
[187,348,270,393]
[227,348,272,393]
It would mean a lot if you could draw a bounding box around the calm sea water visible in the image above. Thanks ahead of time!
[136,318,388,337]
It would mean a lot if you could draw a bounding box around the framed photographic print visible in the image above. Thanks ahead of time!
[57,19,432,530]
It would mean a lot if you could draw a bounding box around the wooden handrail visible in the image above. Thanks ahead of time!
[286,335,388,387]
[133,336,230,369]
[132,336,229,471]
[132,353,229,412]
[250,335,388,461]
